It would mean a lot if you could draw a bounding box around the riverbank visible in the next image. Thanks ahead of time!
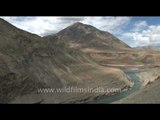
[136,67,160,87]
[114,76,160,103]
[90,68,141,104]
[115,67,160,103]
[10,66,132,104]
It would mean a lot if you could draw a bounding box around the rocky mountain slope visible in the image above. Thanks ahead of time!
[44,22,131,51]
[0,19,132,103]
[44,22,160,66]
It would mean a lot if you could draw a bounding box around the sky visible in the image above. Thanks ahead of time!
[1,16,160,47]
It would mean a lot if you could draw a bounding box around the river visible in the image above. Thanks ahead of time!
[92,68,142,103]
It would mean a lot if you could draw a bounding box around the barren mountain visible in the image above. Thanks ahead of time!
[0,19,132,103]
[44,22,160,66]
[44,22,131,51]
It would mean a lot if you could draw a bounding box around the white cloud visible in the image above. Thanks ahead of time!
[120,24,160,47]
[132,21,148,32]
[1,17,64,36]
[5,16,160,47]
[1,16,131,36]
[83,17,131,34]
[144,25,160,44]
[2,16,160,47]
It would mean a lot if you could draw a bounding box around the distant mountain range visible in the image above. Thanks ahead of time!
[135,45,160,51]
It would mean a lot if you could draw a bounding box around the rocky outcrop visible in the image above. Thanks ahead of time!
[136,67,160,87]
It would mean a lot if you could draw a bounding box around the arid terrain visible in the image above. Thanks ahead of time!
[114,67,160,103]
[0,18,160,103]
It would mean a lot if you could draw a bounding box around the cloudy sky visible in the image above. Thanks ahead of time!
[1,16,160,47]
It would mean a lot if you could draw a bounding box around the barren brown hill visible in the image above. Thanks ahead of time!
[44,22,160,66]
[0,19,132,103]
[44,22,131,51]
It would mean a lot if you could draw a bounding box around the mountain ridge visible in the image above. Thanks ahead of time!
[0,19,138,103]
[44,22,131,51]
